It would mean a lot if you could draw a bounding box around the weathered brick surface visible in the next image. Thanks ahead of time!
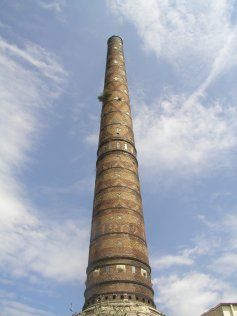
[89,234,149,263]
[76,300,162,316]
[93,187,142,215]
[91,208,145,241]
[99,123,134,144]
[106,65,125,77]
[95,168,140,194]
[87,258,151,273]
[97,140,137,158]
[84,36,155,309]
[102,101,131,115]
[85,283,153,301]
[101,111,132,128]
[86,265,152,288]
[96,152,138,175]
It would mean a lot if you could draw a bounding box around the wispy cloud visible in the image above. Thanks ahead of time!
[39,177,93,196]
[0,36,89,284]
[212,253,237,277]
[85,132,98,145]
[154,272,237,316]
[0,298,55,316]
[151,244,209,269]
[0,289,54,316]
[108,0,237,86]
[37,0,66,14]
[205,213,237,277]
[133,95,237,175]
[86,93,237,175]
[185,25,237,106]
[0,217,89,282]
[152,211,237,315]
[107,1,237,176]
[152,254,193,269]
[0,38,66,83]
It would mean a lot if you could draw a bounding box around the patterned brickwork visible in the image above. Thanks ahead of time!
[83,36,156,310]
[91,209,146,241]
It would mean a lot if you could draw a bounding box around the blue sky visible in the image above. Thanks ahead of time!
[0,1,237,316]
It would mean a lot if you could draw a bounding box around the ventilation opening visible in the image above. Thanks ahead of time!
[93,268,100,275]
[116,264,126,272]
[141,268,148,278]
[116,127,121,135]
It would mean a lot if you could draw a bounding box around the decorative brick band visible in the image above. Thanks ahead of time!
[96,166,139,178]
[83,35,155,310]
[87,256,151,274]
[85,279,154,294]
[90,232,147,245]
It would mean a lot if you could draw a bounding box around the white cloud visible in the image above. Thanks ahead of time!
[39,178,93,196]
[88,92,237,175]
[0,218,89,282]
[154,272,236,316]
[151,212,237,315]
[0,299,55,316]
[107,1,237,176]
[220,213,237,243]
[107,0,237,174]
[152,254,193,269]
[80,1,237,180]
[151,244,209,269]
[108,0,237,87]
[85,132,98,145]
[0,290,53,316]
[212,253,237,277]
[204,212,237,278]
[198,212,237,251]
[0,38,66,83]
[37,0,65,14]
[0,36,89,283]
[185,25,237,106]
[133,95,237,175]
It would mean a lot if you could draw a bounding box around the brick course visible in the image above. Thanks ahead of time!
[84,36,155,309]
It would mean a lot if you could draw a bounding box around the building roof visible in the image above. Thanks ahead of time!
[201,303,237,315]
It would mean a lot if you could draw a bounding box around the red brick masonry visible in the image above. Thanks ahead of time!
[83,36,155,310]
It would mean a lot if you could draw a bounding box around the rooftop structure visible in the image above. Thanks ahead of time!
[201,303,237,316]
